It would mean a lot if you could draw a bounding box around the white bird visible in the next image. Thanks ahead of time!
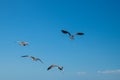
[61,30,84,40]
[47,64,63,71]
[17,41,29,46]
[21,55,44,63]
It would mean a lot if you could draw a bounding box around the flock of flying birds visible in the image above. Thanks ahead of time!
[18,30,84,71]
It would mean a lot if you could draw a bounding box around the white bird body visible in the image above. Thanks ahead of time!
[17,41,29,46]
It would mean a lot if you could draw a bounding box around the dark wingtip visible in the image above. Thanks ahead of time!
[61,30,65,32]
[61,29,69,34]
[21,55,28,57]
[76,32,84,35]
[47,68,50,71]
[58,66,63,70]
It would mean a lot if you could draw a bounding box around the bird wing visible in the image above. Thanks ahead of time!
[47,64,58,70]
[75,32,84,35]
[58,66,63,70]
[21,55,29,57]
[36,58,44,63]
[61,30,71,36]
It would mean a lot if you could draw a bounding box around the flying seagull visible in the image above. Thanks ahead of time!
[21,55,44,63]
[17,41,29,46]
[61,30,84,40]
[47,64,63,71]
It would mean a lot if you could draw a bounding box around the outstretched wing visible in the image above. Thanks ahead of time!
[61,30,71,36]
[21,55,29,57]
[36,58,44,64]
[76,32,84,35]
[47,64,58,70]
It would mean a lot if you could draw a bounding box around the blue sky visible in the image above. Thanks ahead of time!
[0,0,120,80]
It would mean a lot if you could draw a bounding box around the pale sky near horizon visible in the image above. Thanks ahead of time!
[0,0,120,80]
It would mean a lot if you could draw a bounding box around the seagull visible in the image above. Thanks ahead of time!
[47,64,63,71]
[21,55,44,63]
[61,30,84,40]
[17,41,29,46]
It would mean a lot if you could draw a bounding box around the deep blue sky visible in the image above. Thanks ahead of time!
[0,0,120,80]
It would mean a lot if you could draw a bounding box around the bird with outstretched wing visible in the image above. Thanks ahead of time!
[47,64,63,71]
[17,41,29,46]
[21,55,44,63]
[61,30,84,40]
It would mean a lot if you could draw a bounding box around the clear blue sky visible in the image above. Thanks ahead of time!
[0,0,120,80]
